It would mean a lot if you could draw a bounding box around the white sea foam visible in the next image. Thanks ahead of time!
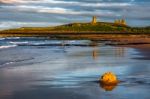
[6,37,20,40]
[9,41,29,45]
[4,61,14,65]
[0,38,5,40]
[0,45,17,49]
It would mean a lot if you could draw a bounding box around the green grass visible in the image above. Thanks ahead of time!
[1,22,150,33]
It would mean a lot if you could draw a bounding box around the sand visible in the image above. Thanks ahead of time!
[0,38,150,99]
[120,44,150,60]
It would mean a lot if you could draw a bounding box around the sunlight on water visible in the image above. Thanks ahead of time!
[0,37,150,99]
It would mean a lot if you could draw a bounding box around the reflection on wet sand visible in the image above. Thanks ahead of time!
[99,82,118,91]
[92,47,99,60]
[92,46,126,60]
[115,47,125,57]
[99,72,119,91]
[0,38,150,99]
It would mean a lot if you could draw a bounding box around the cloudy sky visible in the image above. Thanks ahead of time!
[0,0,150,29]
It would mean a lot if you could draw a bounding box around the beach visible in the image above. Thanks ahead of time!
[0,37,150,99]
[0,33,150,45]
[121,44,150,60]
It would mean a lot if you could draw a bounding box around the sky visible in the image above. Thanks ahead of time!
[0,0,150,29]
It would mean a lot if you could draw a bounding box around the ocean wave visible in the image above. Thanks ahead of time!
[2,62,14,66]
[9,41,29,45]
[9,40,62,46]
[1,39,92,47]
[0,57,34,67]
[15,40,92,46]
[6,37,20,39]
[0,45,17,49]
[0,38,5,40]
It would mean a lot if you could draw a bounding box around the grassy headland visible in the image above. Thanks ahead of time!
[1,22,150,33]
[0,22,150,45]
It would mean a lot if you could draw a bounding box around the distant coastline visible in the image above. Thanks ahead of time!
[1,16,150,33]
[0,17,150,45]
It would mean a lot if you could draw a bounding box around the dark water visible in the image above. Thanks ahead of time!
[0,37,150,99]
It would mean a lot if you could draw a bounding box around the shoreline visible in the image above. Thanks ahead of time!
[0,33,150,45]
[0,37,150,99]
[119,44,150,60]
[0,33,150,59]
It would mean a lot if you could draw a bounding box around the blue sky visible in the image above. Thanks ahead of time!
[0,0,150,29]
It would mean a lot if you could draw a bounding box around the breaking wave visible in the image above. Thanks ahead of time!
[9,41,29,45]
[0,45,17,49]
[0,38,5,41]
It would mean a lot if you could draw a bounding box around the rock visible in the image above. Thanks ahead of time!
[100,72,119,85]
[100,83,117,91]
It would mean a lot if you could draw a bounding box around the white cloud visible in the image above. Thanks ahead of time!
[0,0,149,28]
[1,5,118,17]
[0,0,24,3]
[0,21,61,30]
[0,0,132,7]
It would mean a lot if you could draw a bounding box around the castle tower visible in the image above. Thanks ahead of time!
[92,16,97,24]
[114,20,118,24]
[114,19,127,25]
[121,19,126,25]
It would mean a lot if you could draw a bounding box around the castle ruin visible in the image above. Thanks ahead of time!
[91,16,97,24]
[114,19,126,25]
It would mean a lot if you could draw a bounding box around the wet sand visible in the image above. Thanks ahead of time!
[120,44,150,60]
[0,38,150,99]
[0,33,150,43]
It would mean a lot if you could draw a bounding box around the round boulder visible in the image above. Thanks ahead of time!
[100,72,119,85]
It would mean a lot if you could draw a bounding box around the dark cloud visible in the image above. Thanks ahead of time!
[0,0,149,29]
